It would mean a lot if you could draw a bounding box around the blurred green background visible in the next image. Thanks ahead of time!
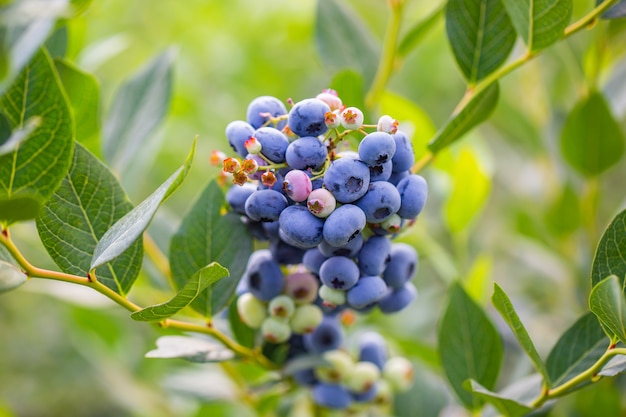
[2,0,626,416]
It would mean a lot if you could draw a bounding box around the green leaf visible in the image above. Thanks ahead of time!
[131,263,229,322]
[103,49,175,175]
[501,0,572,51]
[591,208,626,288]
[0,48,74,224]
[330,69,365,112]
[443,147,491,233]
[398,4,444,58]
[393,365,448,417]
[546,313,609,386]
[464,254,493,305]
[0,116,40,156]
[36,143,143,295]
[560,91,625,177]
[438,282,503,408]
[170,180,253,318]
[492,283,551,384]
[315,0,379,87]
[599,355,626,377]
[55,59,101,157]
[146,335,235,363]
[598,0,626,19]
[0,260,27,293]
[45,26,68,58]
[465,380,533,417]
[228,294,257,349]
[90,138,195,272]
[589,275,626,344]
[445,0,516,83]
[428,82,499,153]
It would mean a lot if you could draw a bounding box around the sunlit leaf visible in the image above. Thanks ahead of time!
[0,116,40,156]
[589,275,626,345]
[90,138,195,272]
[465,380,533,417]
[445,0,516,83]
[398,4,444,58]
[464,254,492,305]
[501,0,573,51]
[37,143,143,295]
[131,263,229,322]
[428,82,499,153]
[438,282,503,408]
[591,208,626,288]
[146,335,235,363]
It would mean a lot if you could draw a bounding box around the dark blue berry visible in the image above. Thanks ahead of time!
[323,204,366,247]
[378,282,417,313]
[285,136,328,170]
[323,158,370,203]
[279,205,324,249]
[382,243,417,289]
[312,383,353,409]
[357,236,392,276]
[225,120,255,157]
[319,256,360,291]
[303,247,328,274]
[354,181,401,224]
[226,182,256,215]
[396,174,428,219]
[318,233,363,258]
[303,316,343,354]
[253,127,289,163]
[246,96,287,129]
[270,237,306,265]
[388,170,410,186]
[369,160,393,182]
[358,132,396,166]
[358,332,387,370]
[346,276,387,309]
[245,250,284,301]
[288,98,330,137]
[244,189,288,222]
[391,131,415,172]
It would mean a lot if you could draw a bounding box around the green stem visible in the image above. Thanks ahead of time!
[364,0,404,111]
[563,0,618,38]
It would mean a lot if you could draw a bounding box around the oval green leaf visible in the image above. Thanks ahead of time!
[465,380,533,417]
[36,143,143,295]
[146,335,235,363]
[397,4,445,59]
[428,82,499,154]
[0,48,74,224]
[546,312,609,387]
[438,282,504,408]
[445,0,516,84]
[0,260,27,293]
[560,91,625,177]
[90,138,195,272]
[501,0,573,51]
[591,208,626,288]
[169,180,253,318]
[589,275,626,345]
[0,116,40,156]
[131,262,229,322]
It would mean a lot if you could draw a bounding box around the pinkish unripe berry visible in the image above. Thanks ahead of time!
[325,110,341,129]
[284,272,319,304]
[377,115,399,134]
[307,188,336,218]
[316,90,343,111]
[244,136,262,154]
[283,169,312,202]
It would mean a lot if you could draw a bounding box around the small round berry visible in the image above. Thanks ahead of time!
[307,188,336,218]
[319,256,360,291]
[383,357,414,392]
[279,205,324,249]
[304,316,343,354]
[312,383,353,410]
[340,106,364,130]
[378,282,417,314]
[314,349,355,383]
[323,204,366,247]
[325,110,341,129]
[288,98,331,137]
[376,214,403,235]
[284,272,320,304]
[318,233,363,258]
[323,158,370,203]
[236,292,267,329]
[269,237,306,265]
[345,361,381,393]
[245,250,285,301]
[253,127,289,163]
[377,115,399,134]
[319,284,347,308]
[354,181,401,224]
[246,96,288,130]
[346,276,387,309]
[358,332,388,370]
[261,316,292,343]
[358,132,396,167]
[244,189,288,222]
[302,247,328,275]
[382,243,418,289]
[373,380,393,405]
[226,182,257,215]
[357,236,392,276]
[285,136,328,170]
[391,131,415,172]
[268,294,296,319]
[225,120,255,157]
[283,169,312,202]
[290,304,324,334]
[396,174,428,219]
[316,90,343,110]
[352,384,379,403]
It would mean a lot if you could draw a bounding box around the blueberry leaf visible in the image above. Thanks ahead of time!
[591,208,626,289]
[589,275,626,345]
[464,380,533,417]
[599,355,626,377]
[146,335,235,363]
[0,48,74,224]
[0,116,40,156]
[90,138,195,272]
[398,4,445,59]
[445,0,516,83]
[0,260,27,293]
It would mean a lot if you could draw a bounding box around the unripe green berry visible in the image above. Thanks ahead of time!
[373,379,393,405]
[314,349,355,383]
[261,316,292,343]
[319,284,347,308]
[345,361,381,393]
[268,294,296,319]
[290,304,323,334]
[237,292,267,329]
[383,357,414,392]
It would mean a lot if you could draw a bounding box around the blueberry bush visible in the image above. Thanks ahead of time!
[2,0,626,416]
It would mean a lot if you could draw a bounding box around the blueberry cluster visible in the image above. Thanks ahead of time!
[218,90,426,409]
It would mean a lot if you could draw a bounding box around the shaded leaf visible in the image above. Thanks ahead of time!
[598,355,626,376]
[445,0,516,83]
[103,49,175,175]
[393,365,449,417]
[170,180,253,318]
[228,294,257,349]
[501,0,572,51]
[589,275,626,345]
[0,116,40,156]
[428,82,499,153]
[315,0,379,86]
[546,312,609,386]
[90,138,195,271]
[591,208,626,288]
[45,25,67,58]
[398,4,444,58]
[0,260,27,293]
[36,143,143,295]
[492,283,551,384]
[438,282,503,408]
[560,91,625,177]
[146,335,235,363]
[465,380,533,417]
[599,0,626,19]
[131,263,229,322]
[0,48,74,224]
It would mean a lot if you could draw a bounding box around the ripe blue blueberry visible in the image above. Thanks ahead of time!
[304,316,343,354]
[288,98,331,137]
[319,256,360,291]
[382,243,418,289]
[357,236,392,276]
[279,205,324,249]
[269,237,305,265]
[358,332,388,371]
[244,189,288,222]
[245,249,285,301]
[312,383,353,409]
[285,136,328,170]
[302,247,328,275]
[396,174,428,219]
[390,131,415,172]
[323,204,366,247]
[318,233,363,258]
[293,368,318,387]
[378,282,417,314]
[346,275,387,309]
[246,96,288,129]
[358,132,396,166]
[226,182,257,215]
[354,181,401,224]
[225,120,255,157]
[323,158,370,203]
[369,160,393,182]
[252,127,289,163]
[388,169,410,186]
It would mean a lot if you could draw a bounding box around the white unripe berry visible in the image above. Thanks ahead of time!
[237,292,267,329]
[345,361,381,393]
[290,304,324,334]
[383,356,414,392]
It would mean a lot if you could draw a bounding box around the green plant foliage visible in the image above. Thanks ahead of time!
[228,295,257,349]
[501,0,573,51]
[37,143,143,295]
[90,138,195,274]
[0,116,40,156]
[591,208,626,288]
[589,275,626,344]
[559,91,625,177]
[438,282,504,408]
[146,335,234,363]
[0,48,74,224]
[0,260,27,293]
[397,4,444,59]
[131,262,228,322]
[169,180,253,318]
[445,0,516,84]
[465,380,533,417]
